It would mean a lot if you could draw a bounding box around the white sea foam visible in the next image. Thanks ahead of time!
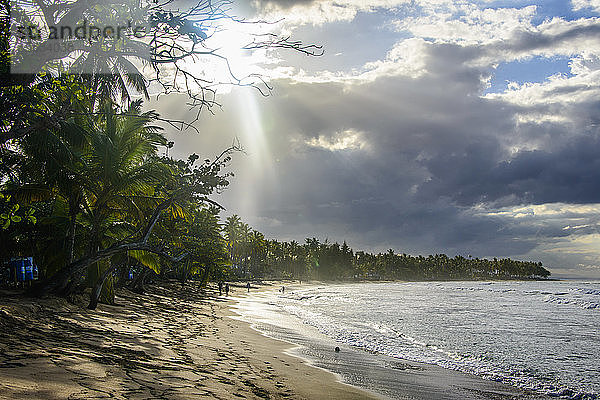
[272,281,600,400]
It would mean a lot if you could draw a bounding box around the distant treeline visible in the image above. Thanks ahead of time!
[223,216,551,281]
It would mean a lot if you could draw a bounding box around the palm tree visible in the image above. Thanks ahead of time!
[249,230,266,277]
[223,214,242,273]
[11,84,94,274]
[80,99,169,306]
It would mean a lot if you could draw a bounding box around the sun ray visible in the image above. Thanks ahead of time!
[232,88,278,219]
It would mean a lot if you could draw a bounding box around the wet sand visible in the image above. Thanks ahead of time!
[233,284,552,400]
[0,281,552,399]
[0,282,372,399]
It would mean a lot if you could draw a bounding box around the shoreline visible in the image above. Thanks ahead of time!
[0,280,556,399]
[0,281,375,399]
[224,284,379,399]
[235,281,554,400]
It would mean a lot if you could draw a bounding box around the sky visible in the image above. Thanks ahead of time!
[154,0,600,278]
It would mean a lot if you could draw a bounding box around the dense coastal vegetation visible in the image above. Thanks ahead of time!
[1,0,550,310]
[223,216,551,281]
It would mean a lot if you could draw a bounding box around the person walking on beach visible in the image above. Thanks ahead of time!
[218,281,223,296]
[225,283,230,296]
[247,281,250,293]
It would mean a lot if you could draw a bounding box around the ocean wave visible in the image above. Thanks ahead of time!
[317,320,597,399]
[272,282,600,399]
[573,288,600,296]
[544,295,600,310]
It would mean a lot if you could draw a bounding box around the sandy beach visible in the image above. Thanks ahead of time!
[0,282,373,400]
[0,281,555,400]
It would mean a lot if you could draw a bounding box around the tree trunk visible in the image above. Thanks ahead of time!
[87,263,117,310]
[66,192,81,264]
[130,268,151,294]
[115,263,131,288]
[28,198,179,298]
[199,266,210,286]
[66,213,77,264]
[180,260,190,288]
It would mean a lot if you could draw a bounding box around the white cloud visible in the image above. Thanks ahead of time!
[569,51,600,75]
[305,129,369,151]
[572,0,600,13]
[263,37,429,84]
[254,0,416,26]
[484,69,600,122]
[398,12,600,66]
[360,38,429,79]
[396,5,537,45]
[479,203,600,219]
[260,3,600,91]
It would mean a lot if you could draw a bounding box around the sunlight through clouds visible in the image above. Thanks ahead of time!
[306,129,369,151]
[158,0,600,277]
[232,88,278,218]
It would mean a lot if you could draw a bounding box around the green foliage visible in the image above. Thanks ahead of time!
[224,217,552,282]
[0,0,547,309]
[0,0,317,308]
[0,193,36,230]
[1,82,235,303]
[128,250,161,274]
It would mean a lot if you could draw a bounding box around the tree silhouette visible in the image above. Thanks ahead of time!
[2,0,322,144]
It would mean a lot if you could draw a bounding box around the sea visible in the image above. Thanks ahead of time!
[232,281,600,400]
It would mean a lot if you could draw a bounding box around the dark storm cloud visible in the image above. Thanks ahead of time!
[418,132,600,207]
[257,72,596,265]
[412,54,600,206]
[153,73,526,257]
[151,24,600,275]
[421,23,600,68]
[497,23,600,54]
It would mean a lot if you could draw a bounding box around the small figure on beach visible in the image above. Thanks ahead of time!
[247,281,250,293]
[218,281,223,296]
[335,346,340,353]
[281,286,285,294]
[225,283,230,296]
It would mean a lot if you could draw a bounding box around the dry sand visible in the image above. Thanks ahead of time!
[0,282,374,400]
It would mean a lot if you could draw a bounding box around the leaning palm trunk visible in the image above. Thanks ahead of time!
[199,266,210,286]
[34,240,184,297]
[88,261,118,310]
[130,267,153,294]
[66,213,77,263]
[66,190,82,263]
[29,198,182,297]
